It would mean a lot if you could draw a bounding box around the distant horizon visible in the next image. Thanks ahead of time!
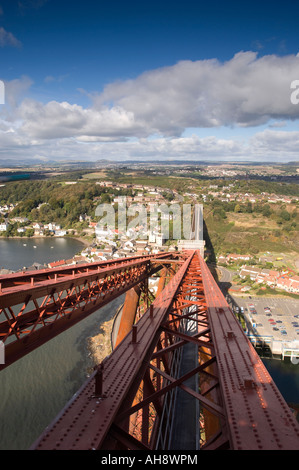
[0,159,298,169]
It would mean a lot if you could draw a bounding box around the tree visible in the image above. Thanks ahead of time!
[262,205,272,217]
[101,193,111,204]
[245,201,253,213]
[279,209,290,221]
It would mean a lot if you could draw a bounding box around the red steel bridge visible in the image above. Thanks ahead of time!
[1,250,299,450]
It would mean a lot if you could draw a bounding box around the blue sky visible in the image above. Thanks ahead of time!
[0,0,299,163]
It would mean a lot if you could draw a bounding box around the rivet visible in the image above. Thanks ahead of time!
[150,304,154,318]
[244,378,255,389]
[132,325,138,343]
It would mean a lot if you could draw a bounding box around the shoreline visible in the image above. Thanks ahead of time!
[0,234,91,247]
[0,235,91,274]
[68,235,92,247]
[87,318,114,365]
[87,304,123,366]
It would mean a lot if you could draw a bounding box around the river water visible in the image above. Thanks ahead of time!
[0,237,124,450]
[0,237,85,272]
[0,239,298,449]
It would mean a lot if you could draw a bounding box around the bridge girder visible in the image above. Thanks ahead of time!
[13,250,298,451]
[0,253,172,370]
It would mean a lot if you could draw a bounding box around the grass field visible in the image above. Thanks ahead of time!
[228,212,278,230]
[204,208,299,264]
[82,171,108,179]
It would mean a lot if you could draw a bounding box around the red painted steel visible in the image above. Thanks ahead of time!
[31,251,194,450]
[30,250,299,450]
[199,252,299,450]
[1,249,299,450]
[0,253,172,370]
[114,286,141,347]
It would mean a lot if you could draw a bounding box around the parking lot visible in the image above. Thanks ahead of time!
[230,296,299,342]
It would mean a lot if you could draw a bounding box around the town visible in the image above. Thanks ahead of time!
[218,252,299,295]
[0,165,298,299]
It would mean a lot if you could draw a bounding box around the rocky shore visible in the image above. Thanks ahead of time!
[0,268,14,275]
[87,317,114,365]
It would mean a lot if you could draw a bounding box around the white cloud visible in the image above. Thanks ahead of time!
[0,27,22,48]
[4,52,299,142]
[2,76,33,108]
[16,100,143,139]
[268,121,286,128]
[1,52,299,163]
[93,51,299,135]
[0,127,297,164]
[250,129,299,155]
[44,74,69,83]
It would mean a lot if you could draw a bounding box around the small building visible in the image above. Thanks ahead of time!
[48,260,66,269]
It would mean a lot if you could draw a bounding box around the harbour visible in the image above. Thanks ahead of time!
[0,236,86,272]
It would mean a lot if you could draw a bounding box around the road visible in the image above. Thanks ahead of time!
[217,266,233,283]
[216,266,235,304]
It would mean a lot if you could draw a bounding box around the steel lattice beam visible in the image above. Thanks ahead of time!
[199,255,299,450]
[29,250,299,450]
[0,253,173,370]
[1,249,299,450]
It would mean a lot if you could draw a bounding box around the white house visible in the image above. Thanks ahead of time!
[54,230,67,237]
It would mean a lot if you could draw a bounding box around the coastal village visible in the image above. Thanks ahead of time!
[0,179,298,299]
[0,181,180,274]
[0,179,298,235]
